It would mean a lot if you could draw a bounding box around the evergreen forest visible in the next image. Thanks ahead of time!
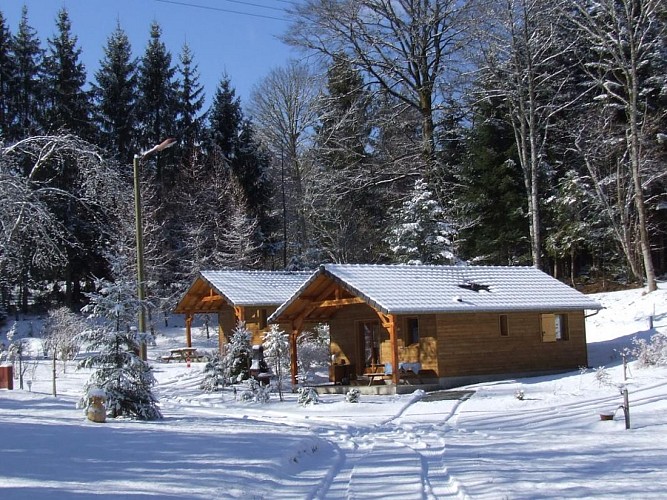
[0,1,665,325]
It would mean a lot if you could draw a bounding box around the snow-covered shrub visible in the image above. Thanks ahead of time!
[239,378,271,404]
[594,366,613,388]
[43,307,85,372]
[345,388,360,403]
[200,352,229,392]
[514,389,525,400]
[297,386,320,406]
[224,321,252,382]
[263,324,289,401]
[632,333,667,367]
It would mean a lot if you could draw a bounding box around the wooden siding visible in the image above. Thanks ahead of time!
[435,311,588,377]
[328,305,440,375]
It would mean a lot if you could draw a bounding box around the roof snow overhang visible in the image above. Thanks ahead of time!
[268,264,603,324]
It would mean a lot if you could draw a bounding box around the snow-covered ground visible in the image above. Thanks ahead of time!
[1,284,666,499]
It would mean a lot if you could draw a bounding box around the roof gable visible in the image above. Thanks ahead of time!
[174,270,311,313]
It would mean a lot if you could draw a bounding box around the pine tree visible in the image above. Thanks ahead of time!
[217,179,262,269]
[223,321,252,383]
[200,352,230,392]
[386,178,458,265]
[78,251,161,420]
[42,8,91,138]
[456,98,529,265]
[136,21,179,194]
[176,42,205,155]
[0,11,15,138]
[232,119,272,245]
[10,6,44,139]
[92,22,138,164]
[206,75,242,158]
[308,55,383,263]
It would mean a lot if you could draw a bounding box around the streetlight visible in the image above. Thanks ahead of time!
[133,138,177,357]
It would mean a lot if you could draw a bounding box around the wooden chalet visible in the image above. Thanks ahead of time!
[173,270,311,351]
[268,264,602,388]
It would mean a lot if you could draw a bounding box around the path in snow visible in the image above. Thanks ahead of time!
[155,365,473,499]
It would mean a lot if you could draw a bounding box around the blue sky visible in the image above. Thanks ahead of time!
[2,0,300,109]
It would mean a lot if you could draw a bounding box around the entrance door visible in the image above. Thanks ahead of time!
[357,320,380,373]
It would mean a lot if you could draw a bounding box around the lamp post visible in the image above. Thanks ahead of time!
[133,138,176,355]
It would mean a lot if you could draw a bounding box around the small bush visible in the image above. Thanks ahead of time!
[239,378,271,404]
[345,388,361,403]
[632,333,667,367]
[297,387,320,406]
[594,366,613,388]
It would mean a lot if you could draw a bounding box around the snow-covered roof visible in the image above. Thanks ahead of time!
[270,264,602,319]
[200,270,312,307]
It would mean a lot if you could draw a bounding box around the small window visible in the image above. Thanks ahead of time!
[555,314,569,341]
[499,315,509,337]
[541,313,569,342]
[406,318,419,345]
[258,308,267,329]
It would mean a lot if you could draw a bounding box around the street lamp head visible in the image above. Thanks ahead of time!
[140,138,177,159]
[155,137,177,152]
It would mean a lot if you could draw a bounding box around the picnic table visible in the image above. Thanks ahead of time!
[364,364,387,386]
[161,347,204,363]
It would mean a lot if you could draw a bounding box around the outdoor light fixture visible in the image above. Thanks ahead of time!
[133,138,177,356]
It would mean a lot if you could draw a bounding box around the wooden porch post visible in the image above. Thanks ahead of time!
[234,306,245,325]
[376,311,400,385]
[218,311,224,354]
[290,326,299,386]
[185,314,193,348]
[388,314,399,385]
[289,316,305,387]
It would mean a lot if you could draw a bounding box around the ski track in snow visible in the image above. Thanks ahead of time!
[156,366,472,499]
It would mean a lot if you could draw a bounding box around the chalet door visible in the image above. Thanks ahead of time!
[357,321,380,373]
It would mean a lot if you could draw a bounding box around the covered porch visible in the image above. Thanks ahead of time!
[268,269,432,388]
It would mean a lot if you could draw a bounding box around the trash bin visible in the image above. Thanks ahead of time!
[0,365,13,390]
[87,388,107,423]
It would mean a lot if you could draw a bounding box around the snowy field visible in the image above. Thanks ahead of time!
[1,284,667,499]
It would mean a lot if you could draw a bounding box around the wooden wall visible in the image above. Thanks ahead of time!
[328,305,440,375]
[327,306,589,379]
[435,311,588,377]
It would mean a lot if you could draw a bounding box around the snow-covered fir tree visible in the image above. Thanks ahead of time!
[77,251,161,420]
[200,352,229,392]
[224,321,252,383]
[386,178,458,265]
[262,324,289,400]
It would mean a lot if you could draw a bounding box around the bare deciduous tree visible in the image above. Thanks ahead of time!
[561,0,665,291]
[249,61,319,266]
[285,0,474,178]
[473,0,584,270]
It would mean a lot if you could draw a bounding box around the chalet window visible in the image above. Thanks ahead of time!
[499,314,509,337]
[541,313,569,342]
[406,317,420,345]
[258,308,267,329]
